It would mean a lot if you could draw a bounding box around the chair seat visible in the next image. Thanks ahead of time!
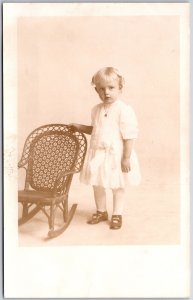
[18,190,65,205]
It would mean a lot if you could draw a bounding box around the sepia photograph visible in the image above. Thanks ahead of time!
[3,3,190,298]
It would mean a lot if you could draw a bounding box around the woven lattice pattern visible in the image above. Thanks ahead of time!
[18,124,87,193]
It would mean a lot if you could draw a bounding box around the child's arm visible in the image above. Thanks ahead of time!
[69,123,93,135]
[121,139,134,172]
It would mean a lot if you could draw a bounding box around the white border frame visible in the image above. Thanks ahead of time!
[3,3,190,298]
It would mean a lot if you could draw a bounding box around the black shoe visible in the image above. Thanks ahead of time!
[110,215,122,229]
[87,211,108,224]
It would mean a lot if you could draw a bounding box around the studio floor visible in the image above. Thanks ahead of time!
[18,174,180,247]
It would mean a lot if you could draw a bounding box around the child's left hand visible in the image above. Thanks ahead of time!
[121,158,131,173]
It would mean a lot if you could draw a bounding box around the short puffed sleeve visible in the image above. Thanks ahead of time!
[120,104,138,139]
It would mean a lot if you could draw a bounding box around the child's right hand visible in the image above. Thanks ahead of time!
[68,123,80,132]
[68,123,92,135]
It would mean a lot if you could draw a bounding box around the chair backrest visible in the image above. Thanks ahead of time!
[18,124,87,193]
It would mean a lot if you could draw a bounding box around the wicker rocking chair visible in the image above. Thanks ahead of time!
[18,124,87,238]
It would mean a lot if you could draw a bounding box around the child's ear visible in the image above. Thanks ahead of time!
[95,87,98,93]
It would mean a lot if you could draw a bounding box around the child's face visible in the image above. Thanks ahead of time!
[95,78,121,104]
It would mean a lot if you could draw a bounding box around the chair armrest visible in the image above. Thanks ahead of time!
[53,170,79,195]
[18,165,27,170]
[55,170,78,182]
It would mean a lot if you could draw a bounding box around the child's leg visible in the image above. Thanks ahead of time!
[110,188,125,229]
[93,185,107,212]
[87,185,108,224]
[112,188,125,215]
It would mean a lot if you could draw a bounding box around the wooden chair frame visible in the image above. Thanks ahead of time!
[18,124,87,238]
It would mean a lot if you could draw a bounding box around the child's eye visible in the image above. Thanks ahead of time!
[109,86,114,90]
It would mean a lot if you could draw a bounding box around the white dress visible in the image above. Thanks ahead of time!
[80,99,141,189]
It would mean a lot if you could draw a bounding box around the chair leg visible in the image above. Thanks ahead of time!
[48,203,78,238]
[63,198,68,222]
[49,203,55,232]
[19,205,41,225]
[22,203,28,218]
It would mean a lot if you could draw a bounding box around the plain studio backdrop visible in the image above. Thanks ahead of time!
[18,16,180,245]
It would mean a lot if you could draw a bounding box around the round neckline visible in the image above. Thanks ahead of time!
[101,99,121,109]
[100,99,121,118]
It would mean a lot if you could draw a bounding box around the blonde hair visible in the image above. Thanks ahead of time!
[91,67,125,89]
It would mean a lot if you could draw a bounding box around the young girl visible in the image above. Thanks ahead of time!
[70,67,140,229]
